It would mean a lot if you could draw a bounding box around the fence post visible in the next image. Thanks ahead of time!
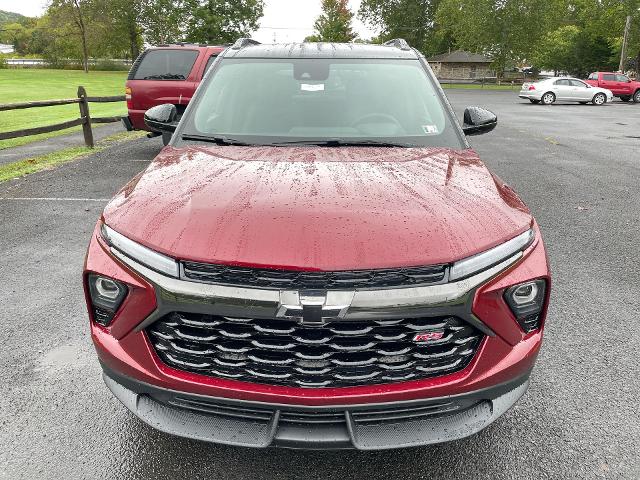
[77,86,94,148]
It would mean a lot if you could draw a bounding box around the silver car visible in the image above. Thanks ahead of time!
[519,77,613,105]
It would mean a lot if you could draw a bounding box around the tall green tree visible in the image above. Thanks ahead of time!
[138,0,189,45]
[307,0,357,42]
[184,0,264,44]
[48,0,93,72]
[435,0,560,77]
[359,0,450,55]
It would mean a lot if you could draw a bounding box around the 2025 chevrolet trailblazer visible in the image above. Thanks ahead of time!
[84,38,551,450]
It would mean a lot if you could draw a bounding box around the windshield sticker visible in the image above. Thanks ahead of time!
[301,83,325,92]
[423,125,439,135]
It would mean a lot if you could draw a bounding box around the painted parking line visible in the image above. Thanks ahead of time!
[0,197,110,202]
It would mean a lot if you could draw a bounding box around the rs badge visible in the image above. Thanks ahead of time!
[413,332,445,343]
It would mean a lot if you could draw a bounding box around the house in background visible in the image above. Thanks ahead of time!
[427,50,494,80]
[0,44,15,54]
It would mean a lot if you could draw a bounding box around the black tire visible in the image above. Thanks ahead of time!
[541,92,555,105]
[529,99,540,104]
[161,131,172,146]
[633,90,640,103]
[620,96,631,102]
[592,92,606,106]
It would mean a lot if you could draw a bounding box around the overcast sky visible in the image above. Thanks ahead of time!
[0,0,379,42]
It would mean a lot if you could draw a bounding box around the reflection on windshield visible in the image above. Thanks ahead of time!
[181,58,463,148]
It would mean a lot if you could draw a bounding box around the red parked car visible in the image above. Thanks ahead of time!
[585,72,640,102]
[122,44,225,144]
[84,38,551,449]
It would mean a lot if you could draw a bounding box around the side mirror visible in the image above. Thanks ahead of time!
[144,104,178,133]
[462,107,497,136]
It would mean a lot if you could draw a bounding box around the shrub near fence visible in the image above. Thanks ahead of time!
[0,86,125,148]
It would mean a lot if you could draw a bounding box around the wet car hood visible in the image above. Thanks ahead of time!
[103,145,532,271]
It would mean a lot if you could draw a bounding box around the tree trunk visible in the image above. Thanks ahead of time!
[129,28,140,60]
[73,0,89,73]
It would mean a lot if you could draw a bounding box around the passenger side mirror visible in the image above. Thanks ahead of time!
[144,104,178,133]
[462,107,497,136]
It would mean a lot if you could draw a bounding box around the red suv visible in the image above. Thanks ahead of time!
[122,44,225,143]
[85,38,551,450]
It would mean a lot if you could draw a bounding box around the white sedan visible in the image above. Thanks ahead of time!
[519,77,613,105]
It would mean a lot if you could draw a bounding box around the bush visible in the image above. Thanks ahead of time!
[0,55,7,69]
[91,59,129,71]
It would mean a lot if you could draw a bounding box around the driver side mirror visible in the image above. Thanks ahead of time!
[462,107,497,136]
[144,104,178,133]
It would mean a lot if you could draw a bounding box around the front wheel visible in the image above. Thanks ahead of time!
[633,90,640,103]
[541,92,555,105]
[592,93,606,106]
[529,99,540,104]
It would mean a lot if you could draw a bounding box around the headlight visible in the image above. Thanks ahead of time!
[449,229,534,281]
[87,274,128,326]
[504,279,547,332]
[101,223,179,278]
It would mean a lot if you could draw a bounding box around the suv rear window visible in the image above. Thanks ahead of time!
[132,49,199,80]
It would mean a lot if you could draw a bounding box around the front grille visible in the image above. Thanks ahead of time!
[182,262,447,289]
[147,312,483,388]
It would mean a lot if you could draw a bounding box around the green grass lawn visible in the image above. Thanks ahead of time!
[0,69,128,150]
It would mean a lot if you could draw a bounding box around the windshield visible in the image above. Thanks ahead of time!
[179,58,464,148]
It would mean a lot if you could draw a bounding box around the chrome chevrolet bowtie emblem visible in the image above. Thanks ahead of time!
[277,290,354,325]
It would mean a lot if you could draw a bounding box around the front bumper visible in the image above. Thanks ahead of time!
[103,365,530,450]
[85,221,550,447]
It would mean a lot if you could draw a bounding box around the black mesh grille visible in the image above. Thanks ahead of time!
[147,313,483,388]
[161,395,476,425]
[518,314,541,333]
[182,262,447,290]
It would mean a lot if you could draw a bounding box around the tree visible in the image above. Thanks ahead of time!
[307,0,357,42]
[138,0,189,45]
[435,0,560,78]
[48,0,92,72]
[359,0,450,55]
[533,25,581,75]
[184,0,264,44]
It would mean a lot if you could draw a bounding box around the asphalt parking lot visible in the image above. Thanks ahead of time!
[1,90,639,479]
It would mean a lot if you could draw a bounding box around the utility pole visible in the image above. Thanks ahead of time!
[619,15,632,73]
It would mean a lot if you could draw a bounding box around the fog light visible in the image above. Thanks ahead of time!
[87,274,128,326]
[504,279,546,332]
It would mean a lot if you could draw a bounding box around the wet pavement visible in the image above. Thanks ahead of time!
[0,122,123,166]
[1,91,639,479]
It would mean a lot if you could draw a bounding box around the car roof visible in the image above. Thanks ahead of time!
[223,41,419,60]
[150,44,225,51]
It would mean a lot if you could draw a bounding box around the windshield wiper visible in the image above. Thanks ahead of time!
[143,73,186,80]
[265,139,416,148]
[181,134,254,146]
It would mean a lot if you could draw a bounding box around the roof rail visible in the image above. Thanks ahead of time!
[231,38,261,50]
[383,39,411,51]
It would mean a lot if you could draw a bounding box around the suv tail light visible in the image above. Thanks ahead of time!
[528,85,536,91]
[125,86,133,109]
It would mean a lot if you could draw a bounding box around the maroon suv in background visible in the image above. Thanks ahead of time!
[122,44,225,143]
